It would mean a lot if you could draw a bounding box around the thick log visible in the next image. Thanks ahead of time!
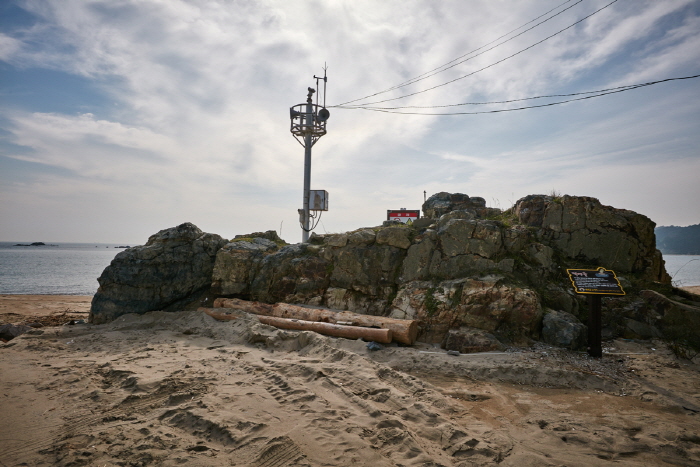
[213,298,273,315]
[213,298,418,345]
[199,307,243,321]
[256,315,393,344]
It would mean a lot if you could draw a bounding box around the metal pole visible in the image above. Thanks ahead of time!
[302,91,313,243]
[587,295,602,358]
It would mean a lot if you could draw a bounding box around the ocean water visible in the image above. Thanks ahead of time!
[664,254,700,288]
[1,242,699,295]
[0,242,127,295]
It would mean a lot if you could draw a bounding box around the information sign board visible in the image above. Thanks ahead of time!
[566,267,625,296]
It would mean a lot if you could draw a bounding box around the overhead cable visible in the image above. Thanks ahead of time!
[338,0,585,106]
[332,0,619,108]
[334,74,700,115]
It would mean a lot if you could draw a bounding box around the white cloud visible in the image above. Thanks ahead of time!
[0,33,22,61]
[1,0,699,242]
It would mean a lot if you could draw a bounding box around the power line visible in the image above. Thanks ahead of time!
[334,74,700,115]
[338,76,700,110]
[332,0,619,108]
[338,0,585,106]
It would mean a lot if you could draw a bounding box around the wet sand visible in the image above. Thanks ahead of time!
[1,295,699,466]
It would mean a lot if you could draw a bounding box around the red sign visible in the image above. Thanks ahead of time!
[387,209,420,224]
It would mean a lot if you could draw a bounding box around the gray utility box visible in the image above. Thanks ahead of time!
[310,190,329,211]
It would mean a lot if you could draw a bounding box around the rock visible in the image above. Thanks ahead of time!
[422,192,492,219]
[390,278,542,344]
[348,229,376,245]
[624,318,662,339]
[211,238,280,296]
[0,323,34,341]
[106,192,684,347]
[515,195,668,281]
[250,243,331,304]
[325,233,349,247]
[366,341,384,351]
[514,195,552,227]
[89,223,228,324]
[325,239,404,299]
[233,230,285,244]
[541,310,588,350]
[442,328,505,353]
[400,230,438,282]
[375,226,412,249]
[637,290,700,345]
[411,217,435,230]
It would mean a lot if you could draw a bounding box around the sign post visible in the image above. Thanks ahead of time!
[566,267,625,358]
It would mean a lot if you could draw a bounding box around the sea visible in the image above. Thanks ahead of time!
[663,255,700,288]
[0,242,128,295]
[0,242,699,295]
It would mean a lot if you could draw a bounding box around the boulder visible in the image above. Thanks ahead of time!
[211,238,279,296]
[233,230,284,243]
[423,192,500,219]
[375,225,412,249]
[541,310,587,350]
[324,238,405,299]
[0,323,34,341]
[390,278,542,344]
[441,328,505,353]
[515,195,669,281]
[89,223,227,324]
[635,290,700,345]
[250,244,331,304]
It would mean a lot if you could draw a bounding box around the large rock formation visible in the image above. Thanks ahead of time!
[90,194,688,351]
[89,223,227,324]
[515,194,667,281]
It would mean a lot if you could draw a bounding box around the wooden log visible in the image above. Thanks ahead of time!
[256,315,393,344]
[199,307,243,321]
[271,303,418,345]
[213,298,273,315]
[213,298,418,345]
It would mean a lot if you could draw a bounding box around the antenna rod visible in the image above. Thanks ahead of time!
[323,63,328,109]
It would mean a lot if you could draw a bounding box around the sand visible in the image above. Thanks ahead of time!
[680,285,700,296]
[1,295,700,466]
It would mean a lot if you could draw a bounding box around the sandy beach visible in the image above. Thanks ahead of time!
[2,295,700,466]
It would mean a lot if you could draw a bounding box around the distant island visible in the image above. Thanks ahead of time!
[655,224,700,255]
[14,242,47,247]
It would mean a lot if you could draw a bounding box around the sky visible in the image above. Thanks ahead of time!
[1,0,699,244]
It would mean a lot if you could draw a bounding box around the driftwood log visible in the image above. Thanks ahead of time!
[257,315,392,343]
[212,298,418,345]
[199,307,242,321]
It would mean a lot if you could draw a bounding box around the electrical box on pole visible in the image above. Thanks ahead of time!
[289,66,330,243]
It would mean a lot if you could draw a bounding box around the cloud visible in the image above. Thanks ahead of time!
[0,0,699,242]
[0,33,22,61]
